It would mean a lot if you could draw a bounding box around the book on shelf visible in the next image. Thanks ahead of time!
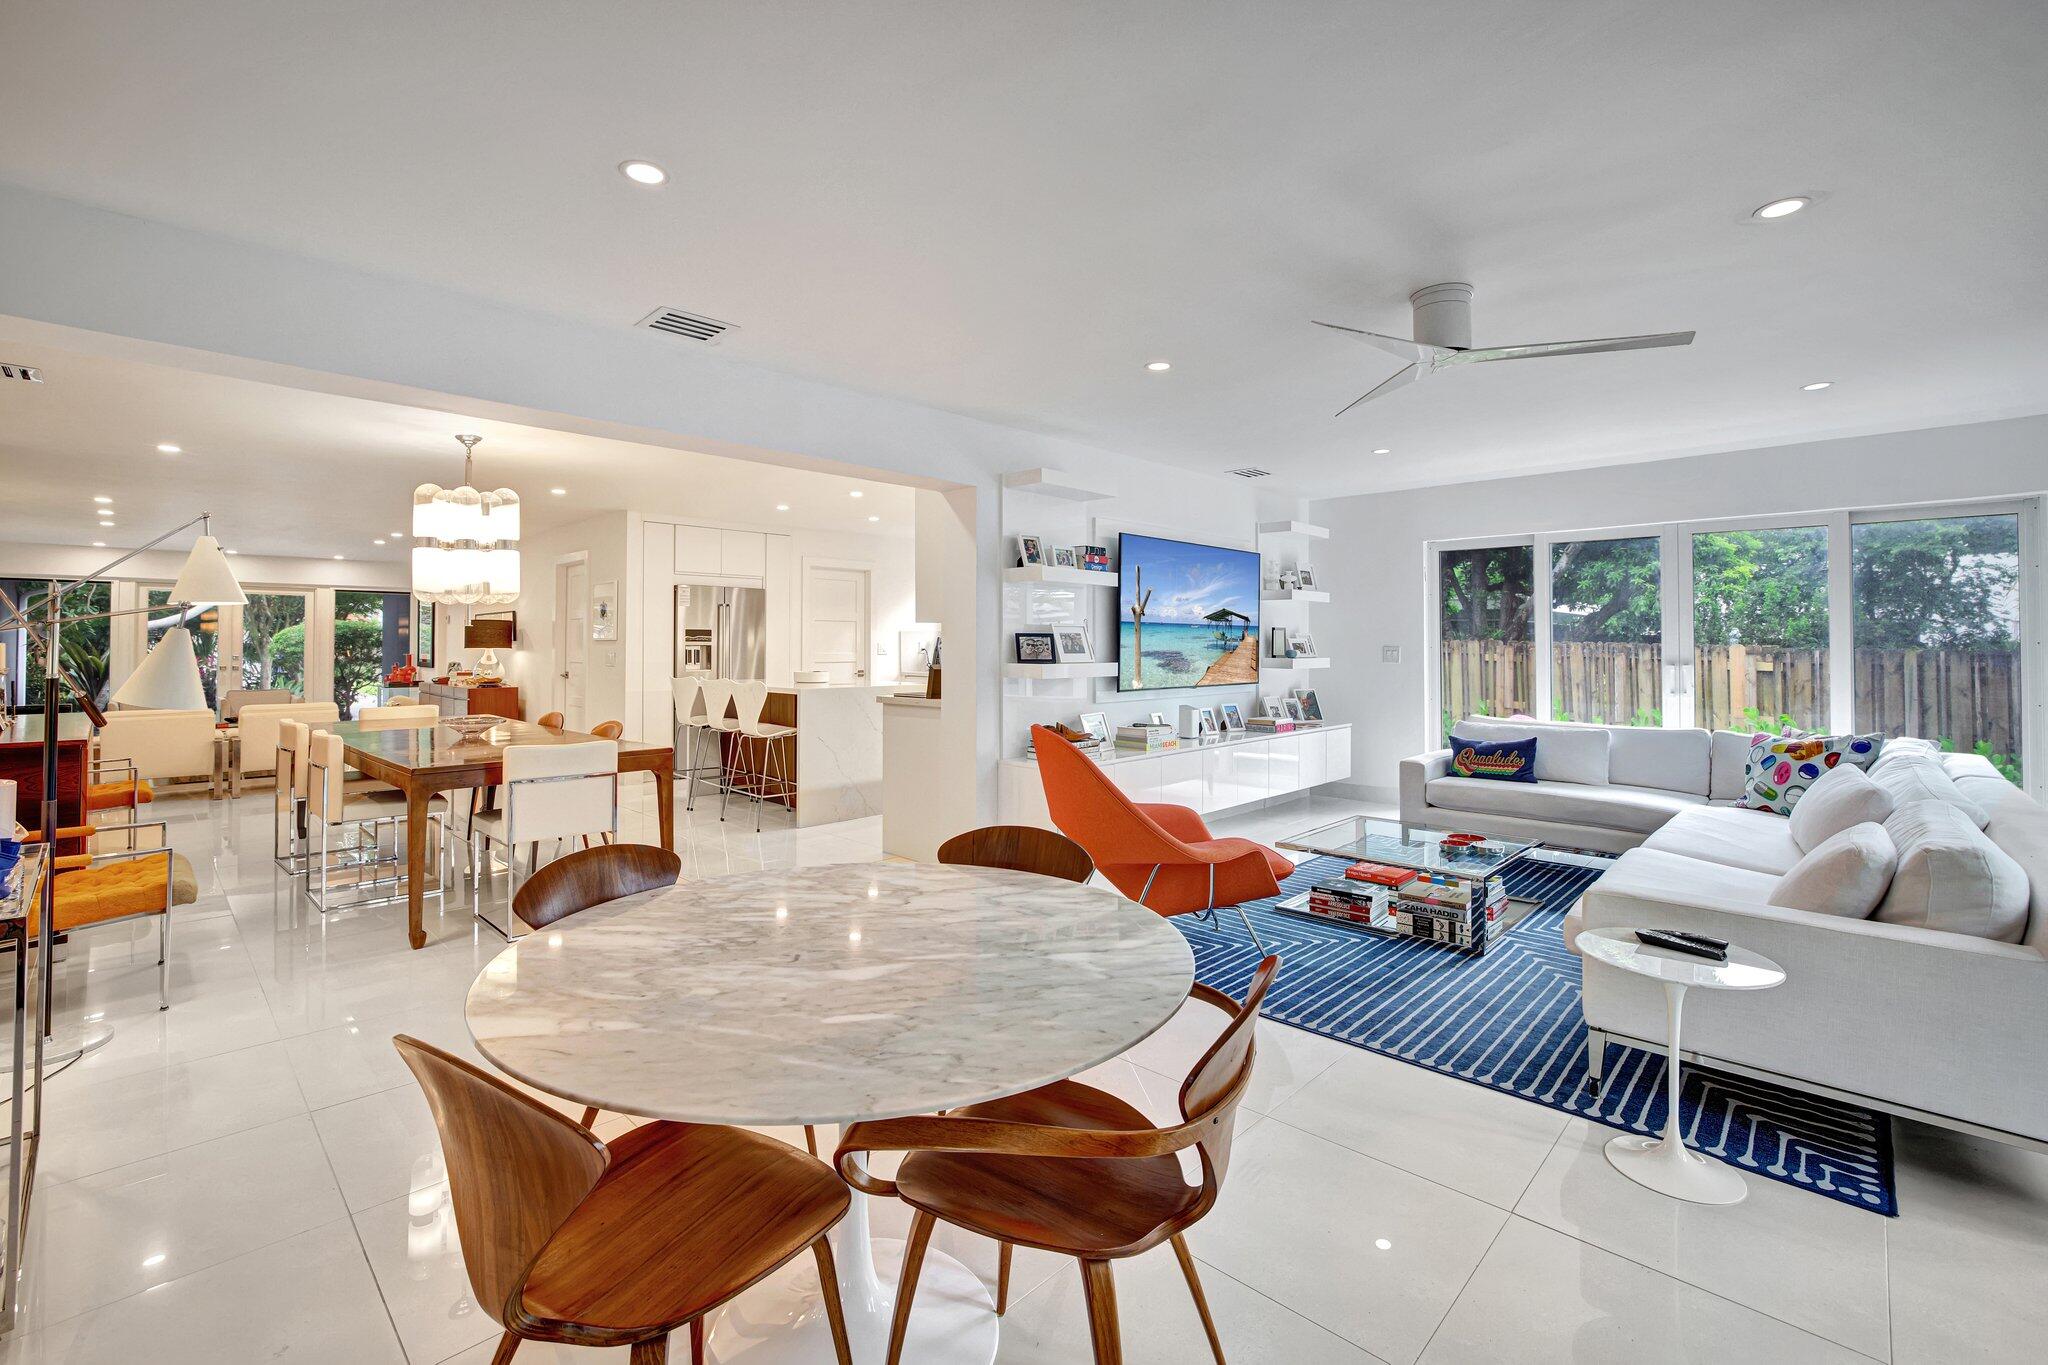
[1115,723,1179,752]
[1244,716,1295,733]
[1344,861,1416,888]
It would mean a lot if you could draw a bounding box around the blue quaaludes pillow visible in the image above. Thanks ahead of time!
[1449,734,1538,783]
[1739,733,1884,815]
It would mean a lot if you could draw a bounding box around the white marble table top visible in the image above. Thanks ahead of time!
[1578,928,1786,991]
[465,862,1196,1126]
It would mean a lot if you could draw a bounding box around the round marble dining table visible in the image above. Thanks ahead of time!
[465,860,1196,1365]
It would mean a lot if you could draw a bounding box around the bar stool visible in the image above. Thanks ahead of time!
[673,677,720,812]
[724,680,796,831]
[687,679,738,812]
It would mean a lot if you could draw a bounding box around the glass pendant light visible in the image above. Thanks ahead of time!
[411,434,522,605]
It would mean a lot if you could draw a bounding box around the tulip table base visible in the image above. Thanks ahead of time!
[709,1193,997,1364]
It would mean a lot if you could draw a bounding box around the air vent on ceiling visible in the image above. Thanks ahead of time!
[1226,467,1272,479]
[636,307,736,345]
[1,362,43,383]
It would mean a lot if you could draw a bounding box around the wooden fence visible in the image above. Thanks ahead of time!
[1441,639,2021,758]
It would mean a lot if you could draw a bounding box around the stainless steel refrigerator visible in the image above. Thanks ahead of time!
[674,583,767,682]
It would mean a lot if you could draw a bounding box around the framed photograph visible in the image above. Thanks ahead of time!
[1076,544,1111,572]
[1147,711,1168,727]
[1050,546,1078,569]
[1013,631,1057,664]
[1220,702,1246,731]
[1269,626,1294,658]
[1078,711,1111,744]
[1283,697,1307,722]
[1261,695,1288,719]
[1297,566,1317,589]
[1290,631,1316,657]
[591,582,618,640]
[1197,705,1219,736]
[1016,535,1043,567]
[1053,626,1092,662]
[1295,689,1324,721]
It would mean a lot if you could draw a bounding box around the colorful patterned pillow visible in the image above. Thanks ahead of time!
[1739,734,1884,815]
[1448,734,1538,783]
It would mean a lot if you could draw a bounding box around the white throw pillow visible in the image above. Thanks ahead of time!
[1454,717,1610,786]
[1769,824,1898,918]
[1874,801,2029,941]
[1788,764,1895,854]
[1870,755,1989,829]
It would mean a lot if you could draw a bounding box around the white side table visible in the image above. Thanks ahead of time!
[1578,928,1786,1205]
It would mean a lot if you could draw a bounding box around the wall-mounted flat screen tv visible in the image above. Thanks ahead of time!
[1116,532,1261,692]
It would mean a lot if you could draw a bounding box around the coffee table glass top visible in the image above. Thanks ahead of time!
[1279,817,1533,877]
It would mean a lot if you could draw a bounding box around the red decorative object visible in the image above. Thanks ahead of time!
[385,652,419,686]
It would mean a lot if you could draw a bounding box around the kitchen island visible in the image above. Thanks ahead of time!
[711,681,894,827]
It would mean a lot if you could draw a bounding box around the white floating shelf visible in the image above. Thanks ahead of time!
[1260,588,1330,603]
[1004,565,1119,587]
[1003,661,1119,680]
[1001,468,1117,502]
[1256,520,1331,540]
[1261,656,1332,671]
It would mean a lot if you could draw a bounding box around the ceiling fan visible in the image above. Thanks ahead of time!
[1314,282,1695,415]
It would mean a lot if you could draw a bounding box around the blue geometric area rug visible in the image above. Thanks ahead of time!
[1175,851,1898,1216]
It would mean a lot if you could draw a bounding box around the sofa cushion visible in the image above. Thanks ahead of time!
[1593,847,1781,904]
[1642,805,1805,875]
[1875,801,2029,942]
[1739,734,1884,816]
[1426,775,1703,835]
[1455,718,1609,785]
[1605,726,1711,796]
[1871,755,1989,829]
[1709,730,1760,802]
[1789,764,1895,854]
[1769,823,1898,918]
[1446,734,1538,782]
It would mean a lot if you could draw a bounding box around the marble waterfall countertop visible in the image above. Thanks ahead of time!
[464,862,1194,1126]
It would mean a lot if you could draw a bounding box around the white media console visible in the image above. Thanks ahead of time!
[1000,722,1353,827]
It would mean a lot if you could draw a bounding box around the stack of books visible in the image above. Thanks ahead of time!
[1298,861,1412,930]
[1245,715,1295,733]
[1393,872,1507,953]
[1025,732,1110,762]
[1115,723,1179,753]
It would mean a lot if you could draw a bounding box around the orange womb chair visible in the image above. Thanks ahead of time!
[1031,726,1289,952]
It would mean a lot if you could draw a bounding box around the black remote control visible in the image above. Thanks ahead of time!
[1667,929,1729,952]
[1635,928,1728,962]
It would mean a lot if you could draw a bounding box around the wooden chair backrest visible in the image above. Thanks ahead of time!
[1178,955,1279,1216]
[514,843,683,931]
[589,719,625,740]
[536,711,565,729]
[392,1035,606,1326]
[937,825,1094,884]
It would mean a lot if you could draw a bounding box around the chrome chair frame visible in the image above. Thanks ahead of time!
[301,753,447,915]
[468,769,622,942]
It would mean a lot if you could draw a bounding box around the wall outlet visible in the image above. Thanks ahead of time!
[1382,645,1401,663]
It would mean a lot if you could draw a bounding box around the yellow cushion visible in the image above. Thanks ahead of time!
[87,780,157,810]
[38,853,198,933]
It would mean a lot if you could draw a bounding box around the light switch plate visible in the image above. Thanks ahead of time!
[1382,645,1401,663]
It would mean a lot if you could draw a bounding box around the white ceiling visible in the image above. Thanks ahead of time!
[2,2,2045,496]
[0,342,915,562]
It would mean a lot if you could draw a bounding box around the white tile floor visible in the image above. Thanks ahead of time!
[3,781,2043,1363]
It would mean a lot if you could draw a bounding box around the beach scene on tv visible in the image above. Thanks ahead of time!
[1117,532,1260,690]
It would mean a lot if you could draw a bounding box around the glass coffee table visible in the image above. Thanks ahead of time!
[1275,817,1545,949]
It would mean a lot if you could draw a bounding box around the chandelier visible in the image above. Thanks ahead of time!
[411,434,521,605]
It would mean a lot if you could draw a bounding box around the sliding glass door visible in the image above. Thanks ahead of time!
[1684,522,1832,734]
[1548,534,1666,726]
[1437,543,1534,738]
[240,591,310,695]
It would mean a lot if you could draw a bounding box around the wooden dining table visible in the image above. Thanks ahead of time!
[336,717,675,949]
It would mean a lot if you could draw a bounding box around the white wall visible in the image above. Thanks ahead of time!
[1310,414,2048,798]
[500,512,632,726]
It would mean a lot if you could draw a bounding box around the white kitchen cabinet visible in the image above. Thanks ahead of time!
[1206,745,1268,810]
[1267,735,1303,796]
[720,529,766,577]
[1112,756,1163,805]
[1300,731,1327,789]
[1158,749,1208,810]
[1324,728,1353,784]
[674,524,723,577]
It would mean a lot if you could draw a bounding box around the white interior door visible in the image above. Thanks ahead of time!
[558,560,589,725]
[802,564,868,683]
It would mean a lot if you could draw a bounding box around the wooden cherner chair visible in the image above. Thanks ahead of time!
[937,825,1095,883]
[836,955,1280,1365]
[394,1035,853,1365]
[508,844,822,1157]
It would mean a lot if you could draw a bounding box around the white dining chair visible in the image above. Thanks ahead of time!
[468,739,620,940]
[301,730,447,914]
[273,717,316,872]
[687,679,738,813]
[724,680,796,831]
[357,703,441,723]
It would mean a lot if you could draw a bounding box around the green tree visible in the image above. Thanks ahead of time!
[1690,528,1829,648]
[1852,516,2018,651]
[269,618,384,718]
[1549,538,1661,642]
[13,580,111,708]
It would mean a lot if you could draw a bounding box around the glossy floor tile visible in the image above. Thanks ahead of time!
[2,785,2043,1364]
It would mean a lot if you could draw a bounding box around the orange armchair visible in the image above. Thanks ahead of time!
[1031,725,1290,952]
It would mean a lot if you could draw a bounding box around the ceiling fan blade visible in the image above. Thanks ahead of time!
[1334,363,1423,416]
[1312,320,1449,365]
[1439,330,1696,366]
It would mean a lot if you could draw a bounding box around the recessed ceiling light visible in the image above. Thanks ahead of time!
[867,515,880,523]
[549,487,567,496]
[1801,381,1833,391]
[373,539,386,545]
[156,443,180,454]
[1753,196,1811,220]
[389,531,405,539]
[92,541,105,547]
[849,490,863,499]
[619,160,668,186]
[1372,447,1391,455]
[333,554,344,560]
[775,503,791,512]
[1146,360,1172,372]
[225,548,239,555]
[93,495,112,504]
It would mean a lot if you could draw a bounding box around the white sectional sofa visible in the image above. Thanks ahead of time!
[1403,717,2048,1147]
